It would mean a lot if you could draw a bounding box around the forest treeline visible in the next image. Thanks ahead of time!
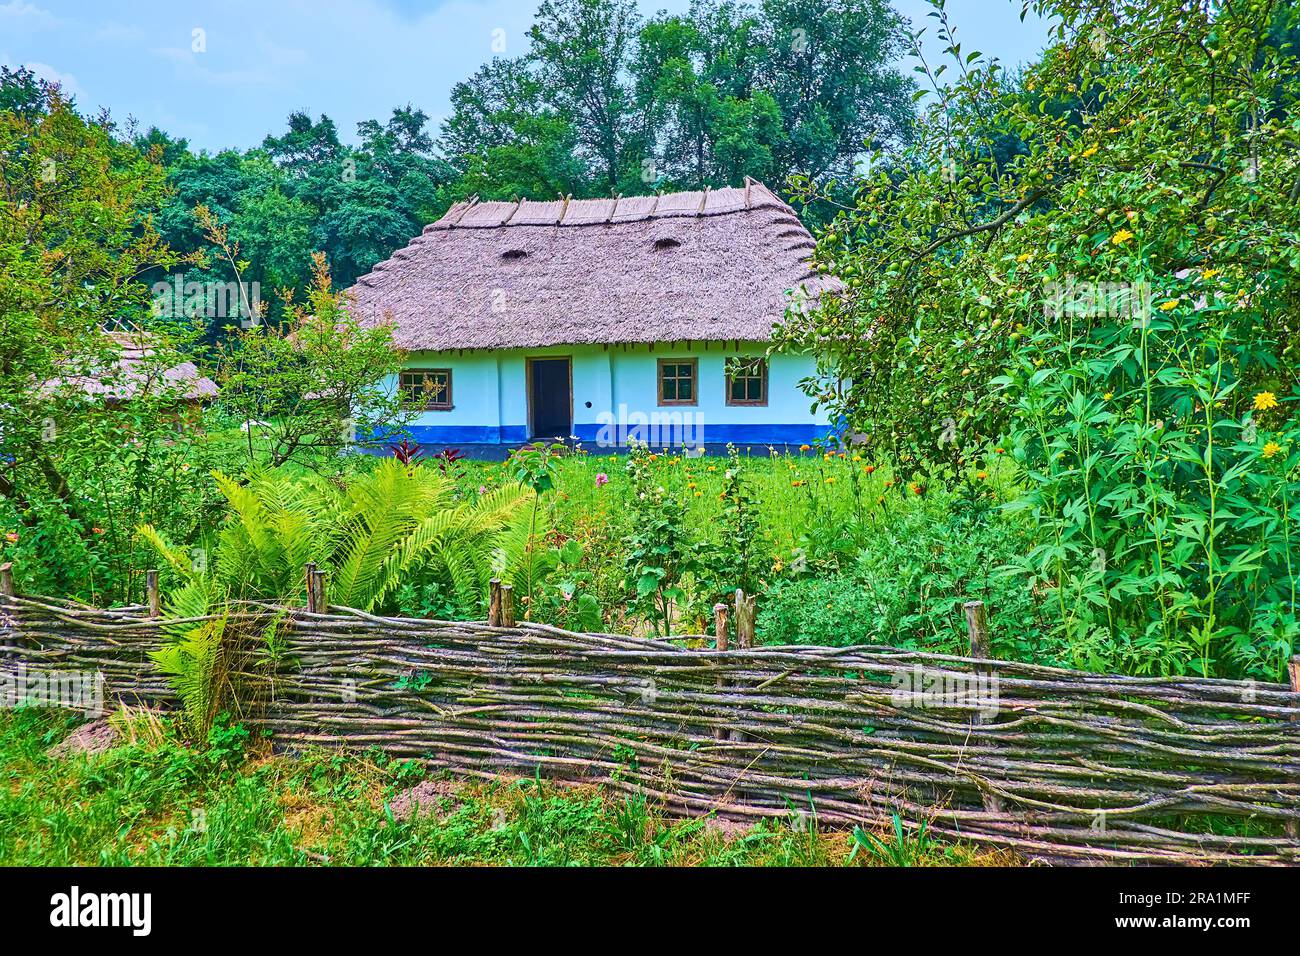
[10,0,915,331]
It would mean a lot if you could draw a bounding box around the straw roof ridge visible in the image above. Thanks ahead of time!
[348,178,838,351]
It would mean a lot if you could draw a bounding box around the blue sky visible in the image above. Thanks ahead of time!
[2,0,1054,153]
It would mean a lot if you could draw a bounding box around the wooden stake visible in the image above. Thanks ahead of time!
[963,600,989,659]
[963,600,1003,813]
[714,603,729,741]
[488,579,502,626]
[0,561,13,599]
[500,585,515,627]
[311,570,328,615]
[304,562,318,613]
[734,589,756,649]
[146,569,160,619]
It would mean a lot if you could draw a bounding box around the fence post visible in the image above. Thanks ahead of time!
[500,584,515,627]
[963,600,1003,814]
[304,562,318,613]
[488,579,502,626]
[0,562,13,660]
[713,602,729,741]
[734,589,756,649]
[146,569,160,619]
[311,569,328,615]
[713,603,729,652]
[963,600,989,658]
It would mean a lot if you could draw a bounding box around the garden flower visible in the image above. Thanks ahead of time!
[976,471,988,480]
[799,444,810,452]
[1253,392,1279,412]
[863,464,876,474]
[1262,441,1282,459]
[478,485,487,495]
[1110,228,1135,245]
[4,532,17,544]
[1158,299,1179,311]
[92,527,105,535]
[594,473,609,487]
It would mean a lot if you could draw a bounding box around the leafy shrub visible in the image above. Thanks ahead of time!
[760,501,1045,657]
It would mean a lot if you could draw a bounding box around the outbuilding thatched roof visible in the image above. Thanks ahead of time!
[348,178,835,351]
[48,331,218,404]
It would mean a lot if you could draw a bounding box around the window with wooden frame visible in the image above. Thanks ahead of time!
[399,368,453,410]
[725,356,768,406]
[657,358,698,406]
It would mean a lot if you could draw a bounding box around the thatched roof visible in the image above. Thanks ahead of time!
[348,178,836,350]
[48,331,218,403]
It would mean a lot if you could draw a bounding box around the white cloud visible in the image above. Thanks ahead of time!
[7,58,87,100]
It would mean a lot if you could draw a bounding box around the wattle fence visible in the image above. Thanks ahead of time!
[2,574,1299,865]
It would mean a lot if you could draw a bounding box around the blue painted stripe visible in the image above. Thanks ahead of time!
[360,422,836,452]
[574,422,834,446]
[364,424,530,446]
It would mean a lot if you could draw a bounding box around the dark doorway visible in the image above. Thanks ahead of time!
[528,358,572,440]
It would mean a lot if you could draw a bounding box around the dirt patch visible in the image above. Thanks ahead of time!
[702,814,754,841]
[388,778,460,821]
[48,720,119,758]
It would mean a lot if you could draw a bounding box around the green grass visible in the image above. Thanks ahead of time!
[0,709,1010,867]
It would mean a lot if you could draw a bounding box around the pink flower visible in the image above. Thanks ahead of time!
[478,485,487,495]
[595,473,609,488]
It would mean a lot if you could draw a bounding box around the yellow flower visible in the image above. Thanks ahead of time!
[1016,252,1032,263]
[1253,391,1279,412]
[825,477,836,484]
[1262,441,1282,459]
[1158,299,1179,311]
[1103,392,1113,400]
[1081,144,1099,158]
[694,491,703,498]
[1201,268,1219,280]
[1110,229,1135,246]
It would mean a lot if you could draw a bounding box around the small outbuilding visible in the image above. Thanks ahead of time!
[348,178,838,455]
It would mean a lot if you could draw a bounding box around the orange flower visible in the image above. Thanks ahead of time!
[976,471,988,480]
[910,482,925,496]
[863,464,876,474]
[799,444,811,452]
[92,527,105,535]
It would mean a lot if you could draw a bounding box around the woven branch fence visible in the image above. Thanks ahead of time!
[2,568,1299,865]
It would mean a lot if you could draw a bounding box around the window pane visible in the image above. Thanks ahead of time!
[747,376,761,401]
[679,380,692,401]
[664,378,677,401]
